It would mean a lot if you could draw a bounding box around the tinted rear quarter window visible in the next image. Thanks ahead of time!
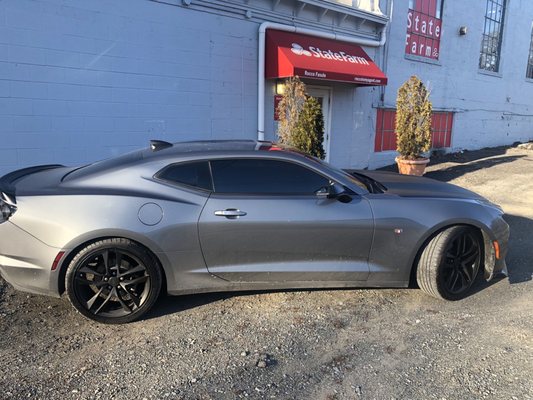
[158,161,212,191]
[211,159,329,194]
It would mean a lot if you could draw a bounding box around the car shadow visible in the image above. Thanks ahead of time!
[424,155,526,182]
[145,291,234,319]
[379,154,526,182]
[502,214,533,284]
[429,145,510,166]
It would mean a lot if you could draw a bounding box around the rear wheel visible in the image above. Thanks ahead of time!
[66,238,162,324]
[417,226,481,300]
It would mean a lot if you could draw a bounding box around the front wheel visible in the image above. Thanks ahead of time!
[417,226,482,300]
[65,238,162,324]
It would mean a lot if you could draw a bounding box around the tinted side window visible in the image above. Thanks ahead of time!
[211,159,329,194]
[158,161,212,191]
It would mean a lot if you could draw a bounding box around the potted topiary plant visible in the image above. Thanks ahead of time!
[277,77,325,159]
[395,75,433,176]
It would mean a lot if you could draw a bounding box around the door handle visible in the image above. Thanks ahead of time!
[214,209,247,218]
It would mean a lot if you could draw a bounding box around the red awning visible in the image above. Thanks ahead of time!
[265,29,387,86]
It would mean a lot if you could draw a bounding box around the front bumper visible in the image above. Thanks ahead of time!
[0,221,62,297]
[484,216,510,280]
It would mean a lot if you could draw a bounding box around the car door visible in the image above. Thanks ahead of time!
[198,158,374,283]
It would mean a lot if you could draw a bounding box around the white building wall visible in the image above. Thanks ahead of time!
[0,0,260,175]
[369,0,533,168]
[0,0,386,175]
[5,0,529,174]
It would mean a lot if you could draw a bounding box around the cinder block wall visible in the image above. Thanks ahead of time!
[369,0,533,168]
[0,0,259,174]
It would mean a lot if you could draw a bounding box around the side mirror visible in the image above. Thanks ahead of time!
[315,183,340,199]
[316,183,354,203]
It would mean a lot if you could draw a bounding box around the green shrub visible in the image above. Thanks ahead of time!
[395,76,432,160]
[277,77,325,159]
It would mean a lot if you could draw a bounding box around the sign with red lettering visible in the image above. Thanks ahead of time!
[405,0,442,60]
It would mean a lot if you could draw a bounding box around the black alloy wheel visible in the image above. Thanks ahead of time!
[66,238,162,324]
[417,226,482,300]
[439,230,481,295]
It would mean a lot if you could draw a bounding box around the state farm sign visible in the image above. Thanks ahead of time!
[405,0,443,60]
[290,43,370,65]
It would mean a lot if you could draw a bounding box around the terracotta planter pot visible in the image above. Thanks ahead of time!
[395,157,430,176]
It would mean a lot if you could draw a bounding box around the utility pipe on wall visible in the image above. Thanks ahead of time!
[257,14,391,141]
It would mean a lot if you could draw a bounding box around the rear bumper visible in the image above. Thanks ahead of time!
[0,222,62,297]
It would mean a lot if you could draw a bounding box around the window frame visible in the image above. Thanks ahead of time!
[479,0,507,74]
[154,160,214,193]
[208,157,334,197]
[154,157,342,197]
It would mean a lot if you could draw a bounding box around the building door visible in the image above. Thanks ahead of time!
[307,87,332,161]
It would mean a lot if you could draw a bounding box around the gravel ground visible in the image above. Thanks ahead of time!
[1,145,532,400]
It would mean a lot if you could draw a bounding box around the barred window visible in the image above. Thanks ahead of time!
[479,0,507,73]
[527,24,533,79]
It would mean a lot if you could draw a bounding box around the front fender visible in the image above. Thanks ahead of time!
[367,195,508,284]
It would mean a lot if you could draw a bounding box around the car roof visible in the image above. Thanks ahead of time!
[141,140,285,158]
[62,140,306,182]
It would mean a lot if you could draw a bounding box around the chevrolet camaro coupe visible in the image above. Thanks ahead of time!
[0,140,509,323]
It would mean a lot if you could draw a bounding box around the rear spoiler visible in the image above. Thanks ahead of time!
[0,164,64,199]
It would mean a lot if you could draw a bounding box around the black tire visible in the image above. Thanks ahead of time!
[65,238,162,324]
[417,226,482,301]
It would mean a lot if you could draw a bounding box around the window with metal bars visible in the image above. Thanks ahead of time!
[527,24,533,79]
[479,0,507,73]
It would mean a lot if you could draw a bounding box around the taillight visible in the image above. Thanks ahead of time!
[51,251,65,271]
[0,192,17,223]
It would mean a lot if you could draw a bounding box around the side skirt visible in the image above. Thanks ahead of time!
[167,280,408,296]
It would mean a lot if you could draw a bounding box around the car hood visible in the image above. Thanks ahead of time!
[356,170,484,200]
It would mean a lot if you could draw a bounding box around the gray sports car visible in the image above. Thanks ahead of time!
[0,140,509,324]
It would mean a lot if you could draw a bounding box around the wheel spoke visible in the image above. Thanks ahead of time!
[452,238,461,257]
[79,266,104,277]
[102,250,110,275]
[94,288,114,315]
[445,270,456,289]
[120,284,141,307]
[445,251,456,260]
[86,287,105,310]
[115,250,123,270]
[457,269,468,289]
[462,263,473,282]
[115,288,132,313]
[452,271,461,291]
[120,265,146,277]
[460,235,467,254]
[75,276,107,287]
[462,250,479,266]
[122,275,149,286]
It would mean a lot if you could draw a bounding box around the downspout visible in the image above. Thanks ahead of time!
[257,12,391,141]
